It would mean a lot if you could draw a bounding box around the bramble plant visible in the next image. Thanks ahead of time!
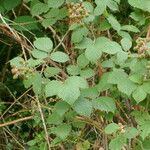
[0,0,150,150]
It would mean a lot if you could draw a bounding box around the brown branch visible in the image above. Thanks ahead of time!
[0,24,31,50]
[0,116,33,128]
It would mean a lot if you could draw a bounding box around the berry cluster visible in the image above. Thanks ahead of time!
[67,2,89,24]
[11,63,33,79]
[134,37,150,58]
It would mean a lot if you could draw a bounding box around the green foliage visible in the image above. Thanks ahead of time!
[1,0,150,149]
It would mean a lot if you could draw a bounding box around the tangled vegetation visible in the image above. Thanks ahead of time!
[0,0,150,150]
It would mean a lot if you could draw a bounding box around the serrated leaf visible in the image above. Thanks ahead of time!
[93,96,116,113]
[81,87,99,99]
[80,68,95,79]
[13,16,38,31]
[96,37,122,54]
[32,72,42,96]
[33,37,53,52]
[94,1,107,16]
[44,67,61,77]
[65,76,88,90]
[51,124,71,140]
[45,80,62,97]
[116,51,128,63]
[48,0,64,8]
[129,73,143,84]
[97,72,112,92]
[141,82,150,94]
[117,78,137,96]
[67,65,80,75]
[50,52,69,63]
[54,101,70,116]
[77,53,89,68]
[132,86,147,103]
[121,25,140,33]
[58,84,80,105]
[71,27,89,43]
[107,0,119,11]
[10,57,24,67]
[139,121,150,140]
[128,0,150,13]
[121,38,132,51]
[3,0,21,10]
[73,97,93,117]
[108,69,128,84]
[124,127,138,139]
[31,3,49,16]
[107,15,121,31]
[85,42,102,62]
[58,76,88,105]
[105,123,120,134]
[31,50,48,59]
[47,112,63,125]
[109,135,127,150]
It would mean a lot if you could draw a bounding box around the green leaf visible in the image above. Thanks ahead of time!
[107,0,119,11]
[107,15,121,31]
[45,80,62,97]
[33,37,53,52]
[96,37,122,54]
[85,36,122,62]
[3,0,21,10]
[81,87,99,99]
[32,72,42,96]
[27,58,43,67]
[129,73,143,84]
[50,52,69,63]
[71,27,89,43]
[42,18,56,27]
[97,72,112,92]
[66,76,88,89]
[67,65,80,75]
[44,67,61,77]
[116,51,128,63]
[77,53,89,68]
[121,38,132,51]
[42,8,67,27]
[58,83,80,105]
[85,42,102,62]
[75,38,92,49]
[105,123,120,134]
[139,121,150,140]
[13,16,38,31]
[108,69,128,84]
[93,96,116,113]
[128,0,150,13]
[132,86,147,103]
[10,57,24,67]
[54,101,70,116]
[48,0,64,8]
[47,112,63,125]
[121,25,140,33]
[31,3,49,16]
[58,76,88,105]
[31,50,48,59]
[73,97,93,117]
[124,127,139,139]
[80,68,95,79]
[109,135,127,150]
[117,78,137,96]
[141,81,150,94]
[51,124,71,140]
[94,1,107,16]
